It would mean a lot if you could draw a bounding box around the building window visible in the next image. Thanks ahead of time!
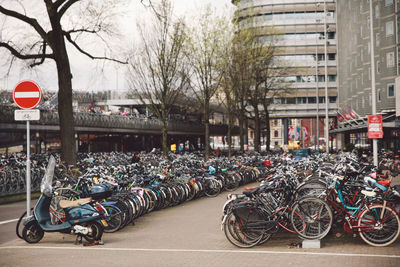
[274,119,278,126]
[377,60,381,74]
[369,67,371,80]
[308,97,316,104]
[328,53,336,60]
[367,16,370,29]
[273,98,282,104]
[378,89,382,102]
[375,5,380,18]
[329,96,337,103]
[250,130,254,139]
[362,96,365,108]
[297,97,307,104]
[388,84,395,97]
[286,98,296,104]
[386,0,393,6]
[274,141,278,146]
[328,75,337,82]
[387,52,395,68]
[274,130,279,138]
[376,32,380,47]
[386,21,394,36]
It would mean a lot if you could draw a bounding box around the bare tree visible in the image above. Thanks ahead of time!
[127,0,188,158]
[0,0,127,165]
[228,27,253,153]
[184,6,230,160]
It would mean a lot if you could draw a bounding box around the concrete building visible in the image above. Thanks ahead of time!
[232,0,338,149]
[334,0,400,151]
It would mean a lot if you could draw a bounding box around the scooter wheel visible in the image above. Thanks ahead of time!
[83,221,104,243]
[22,221,44,243]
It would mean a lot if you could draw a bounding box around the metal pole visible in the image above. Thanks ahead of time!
[369,0,378,166]
[26,120,31,217]
[315,28,319,152]
[324,0,329,154]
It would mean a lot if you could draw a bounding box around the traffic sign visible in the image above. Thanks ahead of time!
[14,109,40,121]
[12,80,42,110]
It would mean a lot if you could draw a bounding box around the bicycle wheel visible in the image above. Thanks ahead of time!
[204,179,222,197]
[296,180,327,199]
[291,197,333,240]
[223,212,266,248]
[358,204,400,247]
[103,205,123,233]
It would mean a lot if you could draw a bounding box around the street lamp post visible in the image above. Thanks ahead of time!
[369,0,378,166]
[324,0,329,154]
[315,25,320,152]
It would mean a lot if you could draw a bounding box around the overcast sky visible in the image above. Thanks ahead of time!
[0,0,234,93]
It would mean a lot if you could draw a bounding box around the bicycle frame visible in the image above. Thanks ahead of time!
[326,187,380,233]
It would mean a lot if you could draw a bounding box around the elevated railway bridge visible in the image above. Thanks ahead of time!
[0,105,234,153]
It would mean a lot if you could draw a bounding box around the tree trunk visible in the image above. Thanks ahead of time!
[264,104,271,151]
[161,119,168,158]
[238,108,244,152]
[227,112,233,158]
[254,105,260,152]
[53,32,76,166]
[204,102,210,160]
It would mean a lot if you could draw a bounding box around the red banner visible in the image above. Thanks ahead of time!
[368,115,383,139]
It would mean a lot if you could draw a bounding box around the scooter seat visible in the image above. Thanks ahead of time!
[59,197,93,208]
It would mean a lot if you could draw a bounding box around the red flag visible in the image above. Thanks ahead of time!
[347,106,358,119]
[339,107,351,120]
[337,113,344,122]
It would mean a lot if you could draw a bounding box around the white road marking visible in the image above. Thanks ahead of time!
[0,218,19,225]
[0,246,399,258]
[14,92,39,98]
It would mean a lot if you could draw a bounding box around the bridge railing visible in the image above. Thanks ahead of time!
[0,105,227,134]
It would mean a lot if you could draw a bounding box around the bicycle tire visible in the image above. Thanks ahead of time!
[290,197,333,240]
[358,204,400,247]
[103,205,123,233]
[223,212,265,248]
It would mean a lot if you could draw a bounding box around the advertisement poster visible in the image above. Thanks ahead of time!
[368,115,383,139]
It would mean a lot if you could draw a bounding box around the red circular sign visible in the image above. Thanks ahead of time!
[12,80,42,110]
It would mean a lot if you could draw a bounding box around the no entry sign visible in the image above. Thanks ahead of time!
[12,80,42,110]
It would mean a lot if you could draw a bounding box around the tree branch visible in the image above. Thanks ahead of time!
[53,0,68,10]
[0,5,48,42]
[63,31,127,64]
[0,41,54,63]
[58,0,80,18]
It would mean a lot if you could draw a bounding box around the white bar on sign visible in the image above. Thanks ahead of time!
[14,109,40,121]
[15,92,40,98]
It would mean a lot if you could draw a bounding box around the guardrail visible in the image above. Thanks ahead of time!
[0,105,227,134]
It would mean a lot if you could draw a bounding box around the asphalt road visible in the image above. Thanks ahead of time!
[1,183,400,267]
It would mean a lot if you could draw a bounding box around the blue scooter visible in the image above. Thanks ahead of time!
[22,156,107,244]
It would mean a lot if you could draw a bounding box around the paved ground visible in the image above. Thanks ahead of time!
[1,182,400,267]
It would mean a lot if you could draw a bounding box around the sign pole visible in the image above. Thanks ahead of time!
[26,120,31,216]
[12,80,42,217]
